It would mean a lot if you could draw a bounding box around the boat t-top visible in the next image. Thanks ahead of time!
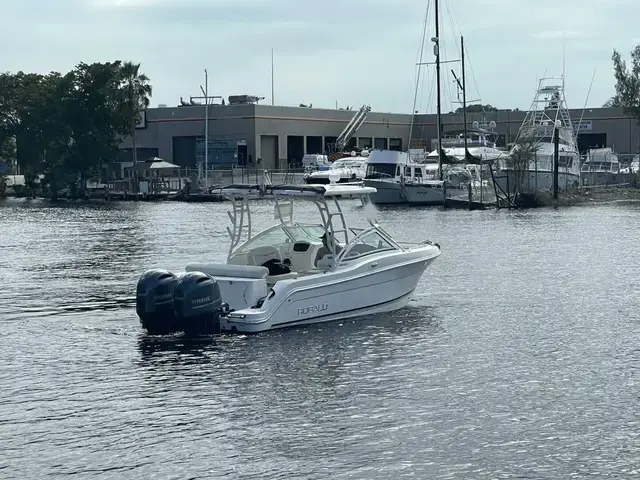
[136,182,442,334]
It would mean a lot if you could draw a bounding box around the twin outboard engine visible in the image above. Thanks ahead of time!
[136,269,227,336]
[174,272,224,335]
[136,269,180,335]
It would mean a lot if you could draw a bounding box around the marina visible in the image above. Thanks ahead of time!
[3,0,640,477]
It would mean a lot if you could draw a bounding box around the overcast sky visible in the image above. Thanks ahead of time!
[3,0,638,113]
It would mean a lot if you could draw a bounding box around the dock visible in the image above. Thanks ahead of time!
[444,186,496,210]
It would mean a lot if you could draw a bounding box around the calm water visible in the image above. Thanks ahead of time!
[1,198,640,479]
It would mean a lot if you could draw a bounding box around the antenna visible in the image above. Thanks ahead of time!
[271,48,275,106]
[562,32,566,91]
[575,69,596,144]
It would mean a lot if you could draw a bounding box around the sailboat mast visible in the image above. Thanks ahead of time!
[434,0,443,180]
[461,35,467,156]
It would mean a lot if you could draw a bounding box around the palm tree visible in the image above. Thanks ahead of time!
[120,62,152,167]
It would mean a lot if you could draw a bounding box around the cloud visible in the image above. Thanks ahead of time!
[533,31,583,40]
[1,0,636,112]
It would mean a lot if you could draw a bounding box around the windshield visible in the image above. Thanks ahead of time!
[235,224,326,254]
[283,225,327,242]
[339,229,397,260]
[366,163,396,178]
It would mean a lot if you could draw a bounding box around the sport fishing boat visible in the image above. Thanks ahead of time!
[496,77,581,193]
[136,182,442,334]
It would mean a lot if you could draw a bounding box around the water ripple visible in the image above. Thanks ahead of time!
[1,199,640,478]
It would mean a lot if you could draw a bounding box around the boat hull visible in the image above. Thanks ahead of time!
[494,170,580,195]
[363,179,445,205]
[219,247,440,333]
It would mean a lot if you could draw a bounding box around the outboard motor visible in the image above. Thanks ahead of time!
[136,269,180,335]
[173,271,224,335]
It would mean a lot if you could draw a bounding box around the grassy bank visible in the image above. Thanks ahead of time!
[516,187,640,208]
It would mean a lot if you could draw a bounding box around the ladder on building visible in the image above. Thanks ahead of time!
[331,104,372,153]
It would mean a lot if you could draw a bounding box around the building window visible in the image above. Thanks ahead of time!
[374,138,388,150]
[389,138,402,151]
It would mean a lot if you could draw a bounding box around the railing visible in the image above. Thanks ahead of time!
[581,153,639,187]
[106,166,307,194]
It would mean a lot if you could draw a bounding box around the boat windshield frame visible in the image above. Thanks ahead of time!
[222,184,392,260]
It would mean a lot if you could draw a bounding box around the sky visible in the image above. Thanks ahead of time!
[2,0,639,114]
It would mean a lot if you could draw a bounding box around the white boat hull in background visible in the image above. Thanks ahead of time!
[495,170,580,194]
[364,179,445,205]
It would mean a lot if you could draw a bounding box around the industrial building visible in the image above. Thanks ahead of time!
[119,96,639,172]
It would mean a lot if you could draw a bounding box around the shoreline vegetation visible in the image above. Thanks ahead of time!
[3,45,640,207]
[515,186,640,208]
[0,61,151,200]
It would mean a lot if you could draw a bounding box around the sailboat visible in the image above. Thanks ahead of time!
[421,36,505,202]
[363,0,447,206]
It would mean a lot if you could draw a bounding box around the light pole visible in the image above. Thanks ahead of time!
[200,69,209,189]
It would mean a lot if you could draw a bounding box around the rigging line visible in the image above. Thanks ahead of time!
[437,19,452,112]
[443,0,481,101]
[419,73,437,140]
[417,1,433,116]
[440,0,463,112]
[419,60,432,112]
[443,0,461,59]
[410,0,431,143]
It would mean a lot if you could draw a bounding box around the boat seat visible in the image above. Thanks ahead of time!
[185,262,269,279]
[316,254,335,271]
[247,246,282,266]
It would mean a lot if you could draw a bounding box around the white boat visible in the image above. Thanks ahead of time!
[619,155,639,175]
[304,151,369,185]
[496,77,581,193]
[363,150,445,205]
[427,123,507,167]
[581,147,619,173]
[581,148,620,186]
[136,182,442,334]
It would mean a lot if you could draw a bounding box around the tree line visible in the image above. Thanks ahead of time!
[605,46,640,120]
[0,61,151,197]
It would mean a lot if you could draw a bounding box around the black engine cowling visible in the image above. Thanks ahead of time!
[136,269,180,335]
[173,271,225,335]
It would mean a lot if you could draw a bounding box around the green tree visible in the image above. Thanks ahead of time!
[603,96,622,108]
[455,104,498,114]
[0,61,153,199]
[119,62,152,166]
[610,46,640,119]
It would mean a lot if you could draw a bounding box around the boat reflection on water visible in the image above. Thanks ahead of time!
[136,303,442,368]
[137,335,225,366]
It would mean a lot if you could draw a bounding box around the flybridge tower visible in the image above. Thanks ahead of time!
[515,77,576,147]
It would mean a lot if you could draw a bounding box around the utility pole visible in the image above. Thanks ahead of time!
[271,48,275,106]
[202,69,208,189]
[196,68,211,193]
